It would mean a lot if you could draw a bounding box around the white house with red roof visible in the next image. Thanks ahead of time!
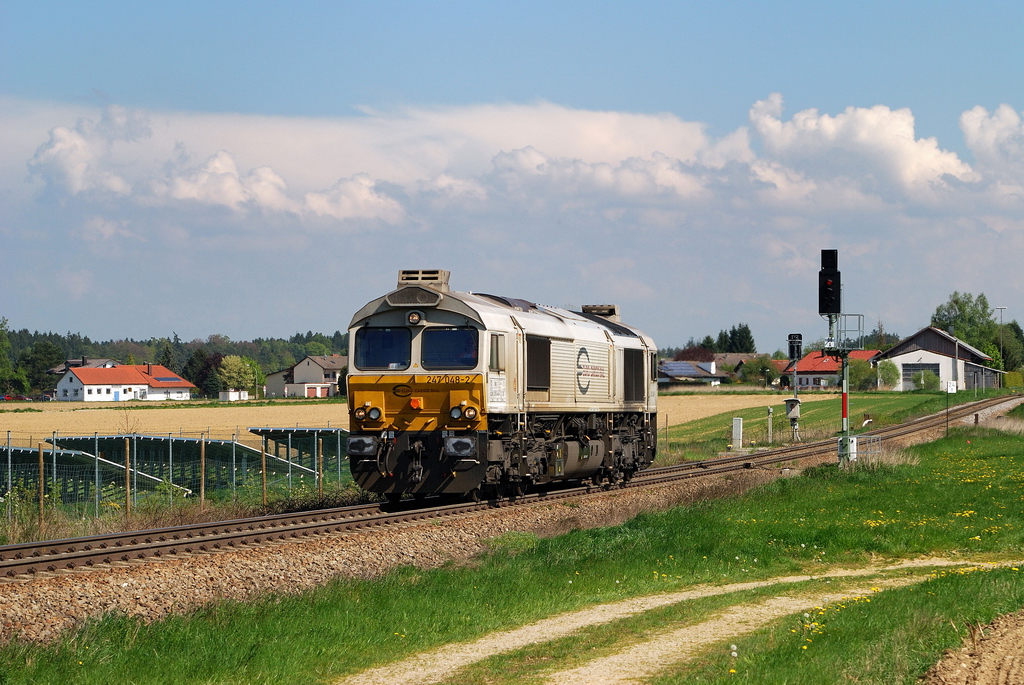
[56,364,196,402]
[792,349,880,388]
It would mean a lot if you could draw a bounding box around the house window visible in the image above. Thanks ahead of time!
[73,389,79,396]
[88,388,93,394]
[63,389,69,397]
[106,388,111,394]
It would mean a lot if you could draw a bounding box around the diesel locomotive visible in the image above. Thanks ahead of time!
[345,270,658,500]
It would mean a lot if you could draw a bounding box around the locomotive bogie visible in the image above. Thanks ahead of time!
[346,270,658,499]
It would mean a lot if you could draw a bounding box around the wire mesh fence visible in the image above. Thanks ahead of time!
[2,428,350,522]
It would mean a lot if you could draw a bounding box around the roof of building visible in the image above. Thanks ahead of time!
[69,365,196,389]
[659,360,726,381]
[874,326,991,363]
[301,355,348,370]
[794,349,880,374]
[49,357,120,374]
[714,353,760,368]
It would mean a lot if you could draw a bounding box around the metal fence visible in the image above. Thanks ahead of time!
[2,428,349,518]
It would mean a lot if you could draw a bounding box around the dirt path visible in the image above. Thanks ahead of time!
[334,559,981,685]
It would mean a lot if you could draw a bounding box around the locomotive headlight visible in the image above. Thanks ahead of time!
[463,406,478,420]
[353,407,367,420]
[449,406,463,420]
[367,406,383,421]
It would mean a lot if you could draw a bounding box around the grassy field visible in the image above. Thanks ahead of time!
[656,389,1001,462]
[1,394,1022,683]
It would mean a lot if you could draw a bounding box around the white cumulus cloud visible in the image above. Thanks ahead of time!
[750,93,977,191]
[304,174,406,223]
[27,105,150,195]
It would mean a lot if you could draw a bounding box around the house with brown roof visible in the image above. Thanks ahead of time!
[56,364,195,402]
[48,356,119,376]
[872,326,1002,391]
[792,349,880,389]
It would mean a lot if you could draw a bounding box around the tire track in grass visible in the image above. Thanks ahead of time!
[544,578,918,685]
[333,559,977,685]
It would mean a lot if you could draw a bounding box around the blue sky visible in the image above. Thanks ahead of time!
[2,1,1023,352]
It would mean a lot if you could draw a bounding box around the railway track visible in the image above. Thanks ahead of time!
[1,395,1015,582]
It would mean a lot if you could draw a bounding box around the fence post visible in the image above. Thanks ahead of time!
[38,443,45,528]
[200,435,206,510]
[261,435,268,507]
[168,434,174,506]
[6,431,11,522]
[318,437,323,499]
[94,432,99,518]
[124,437,131,517]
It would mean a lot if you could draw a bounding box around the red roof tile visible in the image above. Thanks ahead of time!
[794,350,879,374]
[71,365,195,389]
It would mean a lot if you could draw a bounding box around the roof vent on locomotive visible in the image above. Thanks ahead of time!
[345,270,659,502]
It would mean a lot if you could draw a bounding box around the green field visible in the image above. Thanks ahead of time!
[658,389,1003,462]
[2,394,1023,684]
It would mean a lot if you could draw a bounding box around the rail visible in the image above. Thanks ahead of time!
[0,395,1014,581]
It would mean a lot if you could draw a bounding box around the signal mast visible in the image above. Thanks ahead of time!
[818,249,863,465]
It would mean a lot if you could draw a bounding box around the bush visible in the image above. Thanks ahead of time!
[912,369,940,391]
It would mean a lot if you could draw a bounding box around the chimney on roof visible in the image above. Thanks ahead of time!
[147,363,152,374]
[81,356,87,367]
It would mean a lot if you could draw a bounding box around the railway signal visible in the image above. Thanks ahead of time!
[818,249,841,315]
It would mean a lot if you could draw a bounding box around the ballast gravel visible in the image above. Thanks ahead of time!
[3,400,1015,646]
[0,469,785,645]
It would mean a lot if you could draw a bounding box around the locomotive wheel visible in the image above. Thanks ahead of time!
[466,487,482,503]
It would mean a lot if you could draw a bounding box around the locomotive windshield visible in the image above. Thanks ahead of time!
[354,327,412,370]
[421,327,478,370]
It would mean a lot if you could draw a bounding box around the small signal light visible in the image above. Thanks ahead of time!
[410,397,423,410]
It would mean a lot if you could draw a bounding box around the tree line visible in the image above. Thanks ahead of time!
[0,320,348,397]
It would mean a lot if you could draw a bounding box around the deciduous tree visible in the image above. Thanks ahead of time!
[931,292,996,351]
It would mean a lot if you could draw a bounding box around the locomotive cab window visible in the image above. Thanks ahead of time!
[489,333,506,372]
[354,327,412,370]
[422,327,478,370]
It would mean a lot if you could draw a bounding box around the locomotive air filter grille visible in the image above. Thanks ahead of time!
[387,286,443,307]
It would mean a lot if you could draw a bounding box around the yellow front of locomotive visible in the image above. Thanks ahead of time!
[346,273,491,498]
